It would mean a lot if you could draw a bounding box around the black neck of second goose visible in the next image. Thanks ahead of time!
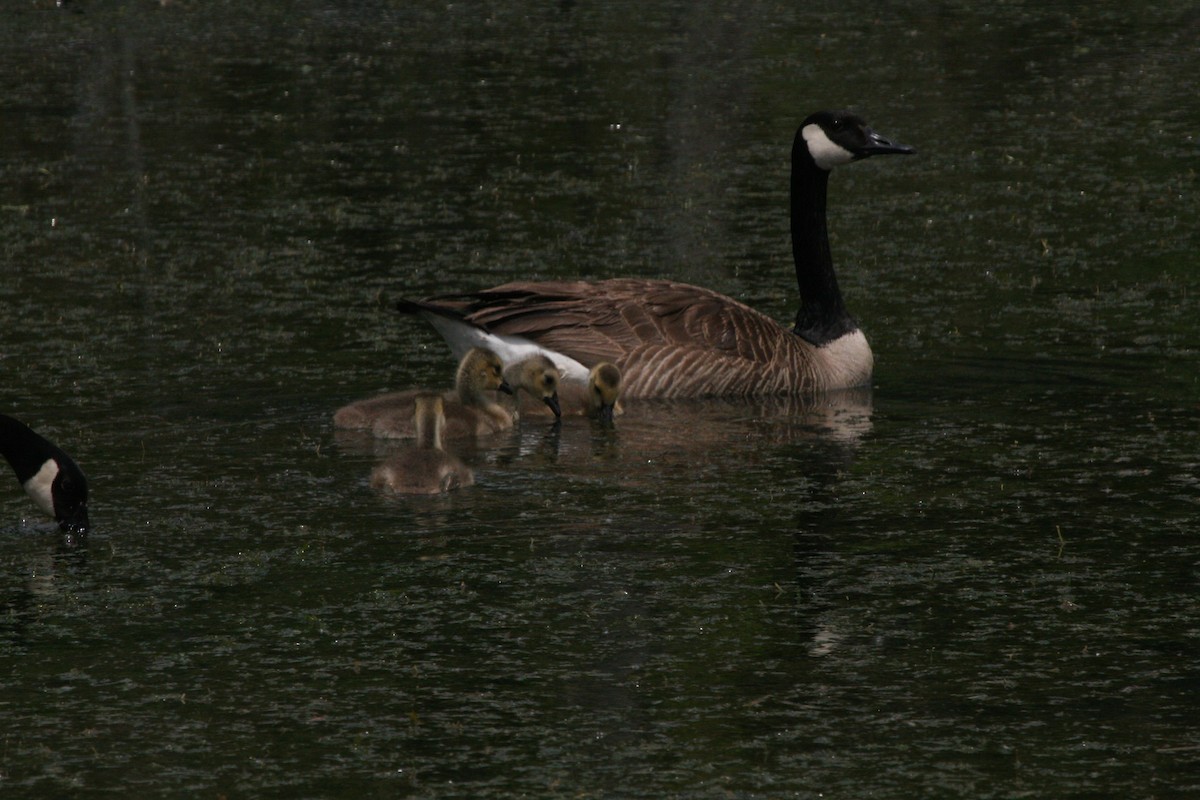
[790,140,857,346]
[0,415,46,480]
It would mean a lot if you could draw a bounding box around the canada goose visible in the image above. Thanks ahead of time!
[0,414,89,533]
[369,394,474,494]
[396,110,914,398]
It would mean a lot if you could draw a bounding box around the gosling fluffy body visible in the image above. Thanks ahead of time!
[334,348,513,440]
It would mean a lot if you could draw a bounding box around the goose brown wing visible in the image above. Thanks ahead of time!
[424,278,791,368]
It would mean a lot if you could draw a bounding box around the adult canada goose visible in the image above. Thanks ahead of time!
[369,394,474,494]
[396,110,914,398]
[334,347,514,440]
[0,414,89,533]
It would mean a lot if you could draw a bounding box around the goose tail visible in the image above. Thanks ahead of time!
[396,297,589,382]
[395,298,491,361]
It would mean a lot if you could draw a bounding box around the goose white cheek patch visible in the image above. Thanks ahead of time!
[23,459,59,517]
[803,124,855,170]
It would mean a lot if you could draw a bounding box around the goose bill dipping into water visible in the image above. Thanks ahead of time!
[396,110,914,399]
[0,414,90,533]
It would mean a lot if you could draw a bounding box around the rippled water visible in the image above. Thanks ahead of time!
[2,0,1198,797]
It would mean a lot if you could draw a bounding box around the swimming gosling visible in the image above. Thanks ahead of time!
[370,394,474,495]
[517,361,622,421]
[367,348,515,440]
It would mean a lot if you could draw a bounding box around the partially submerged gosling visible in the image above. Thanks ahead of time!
[370,394,474,495]
[371,348,515,439]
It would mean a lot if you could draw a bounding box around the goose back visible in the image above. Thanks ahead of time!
[404,279,872,398]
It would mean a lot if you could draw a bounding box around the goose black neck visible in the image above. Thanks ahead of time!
[0,414,47,481]
[790,144,856,346]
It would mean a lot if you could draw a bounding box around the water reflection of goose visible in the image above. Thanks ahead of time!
[369,394,474,495]
[614,388,873,453]
[488,387,873,478]
[397,110,913,399]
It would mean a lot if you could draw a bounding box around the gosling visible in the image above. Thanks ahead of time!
[517,361,622,422]
[334,347,513,439]
[502,354,562,421]
[370,394,474,494]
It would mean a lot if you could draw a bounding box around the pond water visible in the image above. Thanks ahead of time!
[2,0,1198,797]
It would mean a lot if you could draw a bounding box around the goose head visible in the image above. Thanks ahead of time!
[506,354,562,418]
[798,110,915,171]
[455,347,513,404]
[587,362,622,424]
[0,414,89,535]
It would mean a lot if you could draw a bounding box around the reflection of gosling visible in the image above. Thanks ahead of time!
[0,414,90,533]
[504,354,562,419]
[334,348,514,439]
[586,362,622,423]
[370,394,474,495]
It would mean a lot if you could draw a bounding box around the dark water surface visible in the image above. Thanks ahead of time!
[2,0,1198,797]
